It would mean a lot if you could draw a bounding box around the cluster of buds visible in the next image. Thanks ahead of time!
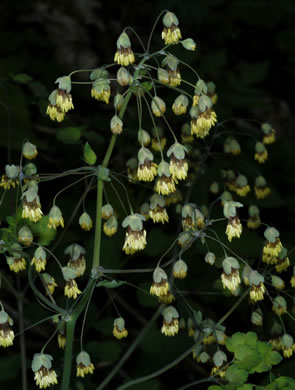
[46,76,74,122]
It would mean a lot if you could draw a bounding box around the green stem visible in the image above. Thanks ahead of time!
[62,58,146,390]
[16,276,27,390]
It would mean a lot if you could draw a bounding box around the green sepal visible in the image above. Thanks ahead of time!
[264,227,279,243]
[76,351,91,366]
[90,68,109,80]
[31,353,53,372]
[55,76,72,93]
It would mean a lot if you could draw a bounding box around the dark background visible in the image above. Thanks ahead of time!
[1,1,295,389]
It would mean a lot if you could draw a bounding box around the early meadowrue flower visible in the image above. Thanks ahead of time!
[151,96,166,117]
[103,215,118,237]
[173,259,188,279]
[210,181,219,195]
[167,143,188,181]
[272,296,287,316]
[290,266,295,287]
[249,270,266,302]
[165,188,183,206]
[150,267,169,297]
[62,267,81,299]
[247,205,261,229]
[114,92,124,111]
[23,141,38,160]
[122,214,147,255]
[31,246,47,272]
[225,216,242,242]
[181,122,194,144]
[46,89,66,122]
[162,11,182,45]
[140,202,150,220]
[138,129,151,147]
[149,194,169,223]
[181,38,196,51]
[254,141,268,164]
[262,227,283,264]
[271,275,285,290]
[110,115,123,135]
[261,123,276,144]
[157,67,170,84]
[161,306,179,336]
[205,252,216,266]
[0,311,14,347]
[65,244,86,277]
[276,247,290,273]
[207,81,218,104]
[254,176,271,199]
[32,353,58,388]
[55,88,74,114]
[223,201,243,242]
[79,211,93,231]
[181,204,196,231]
[235,175,251,197]
[42,273,58,295]
[76,351,95,377]
[91,78,111,103]
[158,291,175,304]
[137,147,158,182]
[225,137,241,155]
[113,317,128,339]
[114,32,135,66]
[282,334,295,358]
[101,203,114,220]
[177,231,193,248]
[190,101,217,138]
[48,205,64,229]
[211,351,227,378]
[0,164,19,190]
[155,161,176,195]
[18,225,33,246]
[192,79,207,106]
[195,208,205,229]
[22,183,43,222]
[172,94,189,115]
[7,254,27,273]
[224,169,237,192]
[117,66,132,86]
[151,126,167,152]
[57,333,66,349]
[251,308,263,326]
[221,257,241,292]
[162,54,181,87]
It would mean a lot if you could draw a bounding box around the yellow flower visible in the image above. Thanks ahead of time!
[262,238,283,263]
[162,12,182,45]
[247,215,261,229]
[114,47,135,66]
[275,256,290,273]
[57,333,66,349]
[236,185,251,197]
[263,129,276,144]
[137,161,158,182]
[103,216,118,237]
[48,206,64,229]
[56,89,74,112]
[155,175,176,196]
[225,216,242,242]
[203,334,216,345]
[31,257,47,273]
[250,282,266,302]
[254,150,268,164]
[64,279,81,299]
[91,86,111,104]
[76,362,95,377]
[211,366,226,378]
[122,227,147,255]
[221,269,241,292]
[34,367,58,389]
[46,104,65,122]
[113,317,128,339]
[79,212,93,231]
[22,197,43,222]
[67,256,86,278]
[42,273,58,295]
[0,313,14,347]
[149,206,169,224]
[190,109,217,138]
[173,259,188,279]
[8,257,27,273]
[255,186,271,199]
[169,157,188,181]
[290,275,295,287]
[150,280,169,297]
[151,137,167,152]
[158,291,175,304]
[161,318,179,336]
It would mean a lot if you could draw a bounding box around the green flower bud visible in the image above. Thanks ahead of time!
[117,67,132,86]
[23,141,38,160]
[181,38,196,51]
[138,129,151,147]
